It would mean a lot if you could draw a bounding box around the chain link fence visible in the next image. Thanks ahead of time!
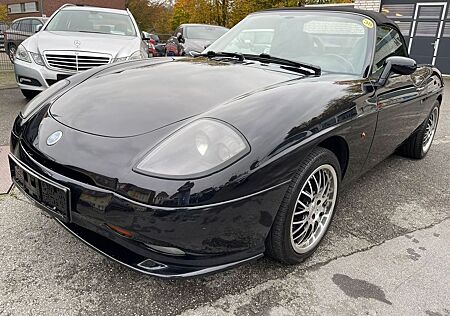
[0,20,13,72]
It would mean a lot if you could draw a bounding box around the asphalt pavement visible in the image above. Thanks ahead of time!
[0,82,449,316]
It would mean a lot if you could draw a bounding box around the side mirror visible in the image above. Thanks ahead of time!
[177,33,185,44]
[35,24,42,33]
[377,56,417,86]
[142,31,150,41]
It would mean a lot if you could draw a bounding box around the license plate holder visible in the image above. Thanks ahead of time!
[10,156,71,222]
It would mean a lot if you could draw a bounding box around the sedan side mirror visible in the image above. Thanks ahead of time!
[177,33,185,44]
[377,56,417,86]
[35,24,42,33]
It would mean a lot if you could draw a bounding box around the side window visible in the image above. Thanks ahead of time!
[31,19,42,32]
[18,20,32,33]
[11,22,19,30]
[372,25,408,74]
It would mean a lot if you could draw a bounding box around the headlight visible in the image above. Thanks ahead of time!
[134,119,250,179]
[113,57,128,63]
[30,52,44,66]
[15,45,31,63]
[21,79,69,118]
[128,50,144,60]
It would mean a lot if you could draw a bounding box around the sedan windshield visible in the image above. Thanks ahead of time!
[45,10,136,36]
[206,11,374,75]
[186,25,228,40]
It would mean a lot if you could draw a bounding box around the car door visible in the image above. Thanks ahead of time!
[17,19,32,45]
[364,25,423,170]
[6,21,19,46]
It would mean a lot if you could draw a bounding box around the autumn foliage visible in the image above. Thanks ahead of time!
[127,0,353,34]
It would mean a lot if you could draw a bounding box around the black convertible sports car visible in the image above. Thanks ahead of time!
[9,8,444,278]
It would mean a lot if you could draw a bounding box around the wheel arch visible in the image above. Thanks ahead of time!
[317,136,349,178]
[436,94,443,106]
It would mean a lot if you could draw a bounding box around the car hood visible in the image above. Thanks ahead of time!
[184,39,213,53]
[49,58,299,138]
[30,31,139,57]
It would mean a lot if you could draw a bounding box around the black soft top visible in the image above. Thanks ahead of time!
[259,6,401,33]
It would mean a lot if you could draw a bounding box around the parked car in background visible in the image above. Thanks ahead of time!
[14,4,149,99]
[150,33,167,57]
[166,24,228,56]
[4,17,48,62]
[143,32,166,57]
[0,22,9,52]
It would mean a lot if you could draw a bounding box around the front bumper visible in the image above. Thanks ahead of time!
[14,58,75,91]
[9,137,289,278]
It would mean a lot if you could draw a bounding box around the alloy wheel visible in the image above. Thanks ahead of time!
[422,107,439,153]
[290,164,338,254]
[8,45,16,63]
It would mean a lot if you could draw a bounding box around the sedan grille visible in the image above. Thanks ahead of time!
[44,52,111,72]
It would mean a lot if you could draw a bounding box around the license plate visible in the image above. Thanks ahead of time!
[11,158,70,222]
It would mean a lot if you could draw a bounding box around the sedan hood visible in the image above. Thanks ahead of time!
[32,31,139,57]
[50,58,298,137]
[184,39,212,53]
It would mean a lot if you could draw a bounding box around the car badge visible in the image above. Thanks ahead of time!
[74,40,81,48]
[47,131,63,146]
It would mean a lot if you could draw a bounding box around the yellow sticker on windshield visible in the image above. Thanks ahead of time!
[363,18,374,28]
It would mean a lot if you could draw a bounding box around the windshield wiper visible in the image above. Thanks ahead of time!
[197,50,245,62]
[243,53,321,76]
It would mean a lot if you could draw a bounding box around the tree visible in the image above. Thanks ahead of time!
[0,5,8,23]
[127,0,174,34]
[130,0,354,34]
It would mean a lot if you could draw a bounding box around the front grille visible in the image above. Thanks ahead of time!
[45,52,111,72]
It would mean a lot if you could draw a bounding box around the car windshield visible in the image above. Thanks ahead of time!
[206,11,374,75]
[45,10,136,36]
[185,25,228,40]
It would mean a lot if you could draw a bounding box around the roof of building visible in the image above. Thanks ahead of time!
[258,6,401,32]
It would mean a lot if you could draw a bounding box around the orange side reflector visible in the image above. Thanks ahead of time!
[106,224,133,238]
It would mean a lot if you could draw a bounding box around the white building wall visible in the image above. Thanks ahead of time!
[354,0,382,12]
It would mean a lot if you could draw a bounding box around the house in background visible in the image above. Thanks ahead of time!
[0,0,126,19]
[355,0,450,75]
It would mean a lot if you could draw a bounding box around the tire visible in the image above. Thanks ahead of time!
[21,89,39,100]
[399,101,440,159]
[8,43,16,63]
[266,147,341,264]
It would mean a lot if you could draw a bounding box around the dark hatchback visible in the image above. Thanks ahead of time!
[10,8,444,278]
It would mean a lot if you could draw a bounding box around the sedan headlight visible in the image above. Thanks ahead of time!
[113,57,128,63]
[21,79,70,118]
[135,119,250,179]
[30,52,44,66]
[128,50,144,60]
[15,45,31,63]
[113,51,144,63]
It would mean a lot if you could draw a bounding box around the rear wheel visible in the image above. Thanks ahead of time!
[399,101,440,159]
[8,43,16,63]
[21,89,39,100]
[266,147,341,264]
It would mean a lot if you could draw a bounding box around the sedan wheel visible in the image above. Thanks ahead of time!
[266,147,341,264]
[8,44,16,63]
